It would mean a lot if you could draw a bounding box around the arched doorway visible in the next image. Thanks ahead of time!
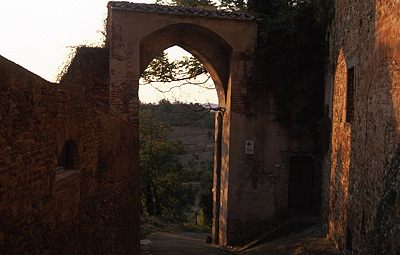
[138,45,218,223]
[107,2,257,245]
[138,25,229,243]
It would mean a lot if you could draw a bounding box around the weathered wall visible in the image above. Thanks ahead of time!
[60,47,110,110]
[367,146,400,254]
[106,3,326,246]
[323,0,400,253]
[106,2,261,245]
[225,69,325,244]
[0,55,140,254]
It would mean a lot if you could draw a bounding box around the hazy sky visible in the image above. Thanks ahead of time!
[0,0,217,104]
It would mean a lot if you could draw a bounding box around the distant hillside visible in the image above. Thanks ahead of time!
[140,100,215,129]
[140,101,215,169]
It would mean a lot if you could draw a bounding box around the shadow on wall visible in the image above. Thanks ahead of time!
[365,35,400,253]
[327,1,400,254]
[367,144,400,255]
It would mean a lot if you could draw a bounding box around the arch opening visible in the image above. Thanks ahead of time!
[138,45,219,226]
[140,23,233,105]
[56,139,80,172]
[139,46,218,105]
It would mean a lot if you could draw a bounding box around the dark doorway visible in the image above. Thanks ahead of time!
[288,156,314,209]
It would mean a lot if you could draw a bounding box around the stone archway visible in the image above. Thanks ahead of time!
[106,2,257,245]
[139,23,232,104]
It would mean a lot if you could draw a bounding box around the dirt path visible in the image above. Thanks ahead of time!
[140,223,340,255]
[141,232,227,255]
[240,224,339,255]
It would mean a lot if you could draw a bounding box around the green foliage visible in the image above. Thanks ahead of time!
[140,109,196,220]
[139,101,215,225]
[219,0,247,11]
[246,0,333,132]
[156,0,215,8]
[140,100,215,128]
[143,0,250,87]
[248,0,334,87]
[198,162,214,227]
[155,0,247,11]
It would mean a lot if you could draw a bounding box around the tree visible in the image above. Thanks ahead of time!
[143,0,249,86]
[155,0,215,8]
[155,0,248,10]
[247,0,333,85]
[198,162,214,226]
[141,51,212,93]
[140,101,215,128]
[140,109,196,219]
[219,0,247,11]
[245,0,333,125]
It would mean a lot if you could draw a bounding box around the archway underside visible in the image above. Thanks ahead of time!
[140,23,233,105]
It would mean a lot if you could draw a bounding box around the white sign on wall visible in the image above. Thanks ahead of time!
[245,140,254,155]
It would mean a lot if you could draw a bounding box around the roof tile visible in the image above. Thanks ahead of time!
[108,1,256,21]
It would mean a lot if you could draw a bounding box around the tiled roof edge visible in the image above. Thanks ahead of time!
[108,1,256,21]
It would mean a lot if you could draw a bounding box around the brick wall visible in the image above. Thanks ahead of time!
[59,47,110,110]
[0,55,140,254]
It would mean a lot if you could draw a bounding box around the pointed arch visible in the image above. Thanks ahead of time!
[140,23,233,104]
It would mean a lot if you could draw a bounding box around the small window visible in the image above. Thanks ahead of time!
[56,140,80,171]
[346,66,355,123]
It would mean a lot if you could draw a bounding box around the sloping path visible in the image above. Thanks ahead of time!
[140,223,340,255]
[240,224,340,255]
[141,232,226,255]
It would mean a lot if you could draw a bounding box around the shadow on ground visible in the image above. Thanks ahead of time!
[141,232,228,255]
[140,221,340,255]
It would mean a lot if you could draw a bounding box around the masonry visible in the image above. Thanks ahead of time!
[0,2,328,253]
[2,1,400,254]
[322,0,400,254]
[0,53,140,254]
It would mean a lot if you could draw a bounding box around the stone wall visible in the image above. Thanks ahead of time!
[323,0,400,253]
[0,55,140,254]
[367,146,400,254]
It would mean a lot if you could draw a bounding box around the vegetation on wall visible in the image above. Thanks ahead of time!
[247,0,334,87]
[145,0,334,128]
[155,0,246,11]
[247,0,334,155]
[143,0,250,87]
[139,0,335,225]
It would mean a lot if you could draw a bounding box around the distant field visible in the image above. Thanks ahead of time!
[169,126,215,166]
[140,101,216,168]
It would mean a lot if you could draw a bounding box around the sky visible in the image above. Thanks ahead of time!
[0,0,217,104]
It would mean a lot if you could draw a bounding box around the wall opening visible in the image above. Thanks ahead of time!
[288,156,315,209]
[138,45,219,230]
[139,23,232,105]
[346,226,353,253]
[56,139,80,181]
[139,46,218,104]
[56,139,80,171]
[346,66,355,123]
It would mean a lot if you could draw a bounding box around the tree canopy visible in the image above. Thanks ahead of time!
[155,0,246,11]
[140,109,197,219]
[247,0,334,86]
